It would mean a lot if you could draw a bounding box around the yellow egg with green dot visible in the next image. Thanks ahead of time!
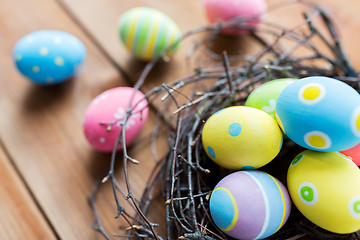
[288,150,360,233]
[201,106,283,170]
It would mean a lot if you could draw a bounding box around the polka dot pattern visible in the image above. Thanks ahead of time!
[202,106,283,169]
[290,153,305,168]
[298,182,318,205]
[276,76,360,152]
[288,150,360,234]
[228,123,242,137]
[32,66,40,73]
[83,87,149,152]
[298,83,325,105]
[304,131,331,150]
[13,30,86,85]
[55,57,64,66]
[207,146,216,159]
[352,107,360,137]
[39,47,49,56]
[349,196,360,219]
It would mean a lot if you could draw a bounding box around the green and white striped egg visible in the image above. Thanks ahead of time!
[118,7,182,61]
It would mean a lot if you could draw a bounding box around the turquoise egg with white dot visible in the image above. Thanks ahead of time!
[276,76,360,152]
[13,30,86,85]
[202,106,283,170]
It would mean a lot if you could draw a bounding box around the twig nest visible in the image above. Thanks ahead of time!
[245,78,296,119]
[341,143,360,166]
[204,0,267,35]
[275,76,360,152]
[210,170,291,240]
[202,106,283,170]
[13,30,86,85]
[118,7,182,61]
[287,150,360,234]
[83,87,148,152]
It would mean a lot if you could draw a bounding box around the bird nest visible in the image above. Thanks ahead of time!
[89,1,360,240]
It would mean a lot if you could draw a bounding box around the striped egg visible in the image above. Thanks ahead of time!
[288,150,360,233]
[118,7,182,61]
[276,76,360,152]
[210,170,291,240]
[13,30,86,85]
[202,106,283,170]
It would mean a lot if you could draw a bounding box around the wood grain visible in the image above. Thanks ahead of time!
[55,0,360,104]
[0,0,167,239]
[1,0,360,239]
[0,145,57,240]
[56,0,208,89]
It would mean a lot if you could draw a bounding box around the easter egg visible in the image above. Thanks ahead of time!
[204,0,267,35]
[202,106,283,169]
[13,30,86,85]
[210,170,291,240]
[118,7,182,61]
[245,78,296,119]
[276,76,360,152]
[83,87,148,152]
[340,143,360,166]
[287,150,360,233]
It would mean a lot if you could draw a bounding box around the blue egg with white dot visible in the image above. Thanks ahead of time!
[276,76,360,152]
[13,30,86,85]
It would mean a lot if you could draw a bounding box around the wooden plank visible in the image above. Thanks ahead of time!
[0,0,168,239]
[0,145,57,240]
[56,0,208,89]
[57,0,360,83]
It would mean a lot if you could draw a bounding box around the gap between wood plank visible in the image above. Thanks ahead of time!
[52,0,135,85]
[0,137,61,240]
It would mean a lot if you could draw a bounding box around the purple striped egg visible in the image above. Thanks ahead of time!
[209,170,291,239]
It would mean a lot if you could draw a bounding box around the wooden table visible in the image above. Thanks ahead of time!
[1,0,360,239]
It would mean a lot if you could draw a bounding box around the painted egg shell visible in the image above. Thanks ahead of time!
[276,76,360,152]
[340,143,360,166]
[118,7,182,61]
[202,106,283,170]
[204,0,267,35]
[210,170,291,240]
[13,30,86,85]
[287,150,360,233]
[83,87,148,152]
[245,78,296,119]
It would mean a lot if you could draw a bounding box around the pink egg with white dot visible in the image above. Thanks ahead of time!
[204,0,267,35]
[83,87,148,152]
